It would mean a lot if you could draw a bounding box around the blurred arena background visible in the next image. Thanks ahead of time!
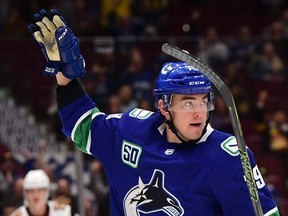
[1,0,288,215]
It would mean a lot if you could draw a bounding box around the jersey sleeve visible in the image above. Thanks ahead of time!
[57,80,122,163]
[210,144,280,216]
[247,148,280,216]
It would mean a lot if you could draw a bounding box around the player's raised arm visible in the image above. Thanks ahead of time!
[28,9,85,86]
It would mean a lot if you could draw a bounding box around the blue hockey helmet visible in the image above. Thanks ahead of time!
[154,62,215,110]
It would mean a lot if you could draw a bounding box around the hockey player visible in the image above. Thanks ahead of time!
[28,9,280,216]
[10,169,71,216]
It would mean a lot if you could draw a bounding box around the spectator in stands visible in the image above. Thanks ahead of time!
[279,8,288,37]
[0,150,25,191]
[106,94,122,113]
[138,99,155,111]
[223,63,252,120]
[0,141,11,196]
[4,177,24,207]
[83,62,115,111]
[254,91,288,207]
[228,25,259,67]
[0,0,10,32]
[254,89,288,153]
[72,0,100,36]
[52,177,79,216]
[22,139,58,180]
[117,84,137,112]
[210,95,232,134]
[131,0,170,36]
[266,110,288,152]
[224,62,245,86]
[231,83,252,119]
[2,7,28,36]
[1,200,18,216]
[197,26,229,74]
[186,9,203,38]
[120,46,154,102]
[254,90,270,152]
[90,159,110,216]
[262,20,288,63]
[0,177,24,216]
[264,21,286,41]
[98,0,131,36]
[248,41,285,82]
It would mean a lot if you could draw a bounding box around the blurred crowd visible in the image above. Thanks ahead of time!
[1,0,288,215]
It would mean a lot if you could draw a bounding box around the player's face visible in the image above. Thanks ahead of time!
[168,94,208,142]
[26,188,47,210]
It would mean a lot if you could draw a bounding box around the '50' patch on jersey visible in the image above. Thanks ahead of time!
[122,140,142,168]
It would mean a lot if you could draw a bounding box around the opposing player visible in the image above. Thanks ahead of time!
[28,9,280,215]
[10,169,71,216]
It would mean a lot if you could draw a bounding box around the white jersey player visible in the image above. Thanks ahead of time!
[10,169,71,216]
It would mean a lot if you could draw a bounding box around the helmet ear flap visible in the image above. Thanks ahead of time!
[159,94,171,110]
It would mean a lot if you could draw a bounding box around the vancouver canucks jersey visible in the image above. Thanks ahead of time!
[58,94,279,216]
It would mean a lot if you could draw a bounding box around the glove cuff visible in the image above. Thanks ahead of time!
[61,56,86,79]
[60,38,80,63]
[43,61,61,76]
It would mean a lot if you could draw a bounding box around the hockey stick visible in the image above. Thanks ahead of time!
[162,43,263,216]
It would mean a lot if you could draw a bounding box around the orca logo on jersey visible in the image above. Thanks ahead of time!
[123,169,184,216]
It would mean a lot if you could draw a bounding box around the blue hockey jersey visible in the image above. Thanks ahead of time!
[59,95,279,216]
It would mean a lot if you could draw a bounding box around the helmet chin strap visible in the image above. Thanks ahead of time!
[165,111,209,144]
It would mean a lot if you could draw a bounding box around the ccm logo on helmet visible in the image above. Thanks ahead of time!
[189,81,205,85]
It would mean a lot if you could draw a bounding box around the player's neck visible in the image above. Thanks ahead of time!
[165,125,187,143]
[27,205,49,216]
